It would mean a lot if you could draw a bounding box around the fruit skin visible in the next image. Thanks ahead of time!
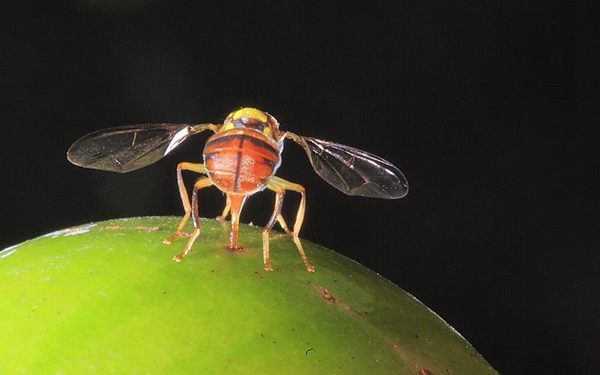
[0,217,497,374]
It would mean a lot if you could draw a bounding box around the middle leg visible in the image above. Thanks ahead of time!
[216,194,231,222]
[262,186,285,271]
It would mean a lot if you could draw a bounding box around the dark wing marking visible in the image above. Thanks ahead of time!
[67,124,205,173]
[297,136,408,199]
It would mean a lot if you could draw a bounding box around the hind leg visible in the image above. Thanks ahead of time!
[164,162,208,244]
[265,176,315,272]
[173,177,213,261]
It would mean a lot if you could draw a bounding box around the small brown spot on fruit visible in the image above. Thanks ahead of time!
[225,245,246,252]
[418,369,434,375]
[102,225,160,232]
[319,287,338,304]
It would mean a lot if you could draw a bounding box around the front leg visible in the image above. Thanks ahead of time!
[227,194,248,251]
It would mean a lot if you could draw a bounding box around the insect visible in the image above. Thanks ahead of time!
[67,107,408,272]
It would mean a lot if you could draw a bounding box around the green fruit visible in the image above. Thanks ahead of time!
[0,217,496,374]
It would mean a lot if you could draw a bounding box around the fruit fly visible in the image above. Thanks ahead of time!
[67,107,408,272]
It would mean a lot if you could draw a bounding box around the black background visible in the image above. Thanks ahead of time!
[1,1,596,373]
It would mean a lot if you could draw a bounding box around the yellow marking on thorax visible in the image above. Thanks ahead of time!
[232,107,268,122]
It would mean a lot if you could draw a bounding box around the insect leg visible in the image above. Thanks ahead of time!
[173,177,213,262]
[216,195,231,222]
[262,185,285,271]
[227,194,247,251]
[276,213,292,235]
[268,176,315,272]
[164,162,208,244]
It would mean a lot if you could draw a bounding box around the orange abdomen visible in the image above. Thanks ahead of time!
[203,129,281,194]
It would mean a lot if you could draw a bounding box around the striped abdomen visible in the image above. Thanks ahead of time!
[203,129,281,195]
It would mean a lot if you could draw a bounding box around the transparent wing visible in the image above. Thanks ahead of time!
[291,135,408,199]
[67,123,213,173]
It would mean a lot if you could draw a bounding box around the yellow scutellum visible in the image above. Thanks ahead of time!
[231,107,268,122]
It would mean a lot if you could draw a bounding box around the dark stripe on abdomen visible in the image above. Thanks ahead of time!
[232,135,246,193]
